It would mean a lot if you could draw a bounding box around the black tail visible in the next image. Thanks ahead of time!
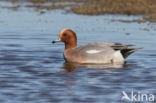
[120,48,143,58]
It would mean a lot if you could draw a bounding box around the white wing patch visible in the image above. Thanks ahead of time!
[86,50,102,54]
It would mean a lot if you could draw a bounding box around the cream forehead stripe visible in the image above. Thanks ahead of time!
[86,50,102,54]
[60,29,68,34]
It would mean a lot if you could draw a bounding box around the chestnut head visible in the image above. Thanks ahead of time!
[52,29,77,49]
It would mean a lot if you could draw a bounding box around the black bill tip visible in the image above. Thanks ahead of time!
[52,41,56,43]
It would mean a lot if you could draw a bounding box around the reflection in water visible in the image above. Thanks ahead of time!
[63,62,133,72]
[63,62,75,72]
[0,2,156,103]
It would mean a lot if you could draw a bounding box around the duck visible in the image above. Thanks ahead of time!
[52,29,142,64]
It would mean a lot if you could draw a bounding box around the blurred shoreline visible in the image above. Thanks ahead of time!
[1,0,156,22]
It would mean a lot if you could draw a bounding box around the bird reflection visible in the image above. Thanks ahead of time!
[63,62,133,72]
[63,62,75,72]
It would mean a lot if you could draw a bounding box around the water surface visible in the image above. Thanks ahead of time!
[0,2,156,103]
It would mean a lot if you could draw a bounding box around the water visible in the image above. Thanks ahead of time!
[0,2,156,103]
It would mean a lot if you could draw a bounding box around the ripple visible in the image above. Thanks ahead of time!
[0,6,155,103]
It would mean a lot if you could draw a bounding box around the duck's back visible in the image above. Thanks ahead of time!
[64,43,125,64]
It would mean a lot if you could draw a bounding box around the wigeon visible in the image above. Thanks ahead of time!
[52,29,142,64]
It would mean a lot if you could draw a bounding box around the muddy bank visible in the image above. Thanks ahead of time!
[2,0,156,22]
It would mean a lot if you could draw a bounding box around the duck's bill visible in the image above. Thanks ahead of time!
[52,38,61,43]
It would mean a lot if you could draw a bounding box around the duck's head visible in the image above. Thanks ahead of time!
[52,29,77,49]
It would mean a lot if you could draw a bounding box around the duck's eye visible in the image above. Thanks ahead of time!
[63,33,67,36]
